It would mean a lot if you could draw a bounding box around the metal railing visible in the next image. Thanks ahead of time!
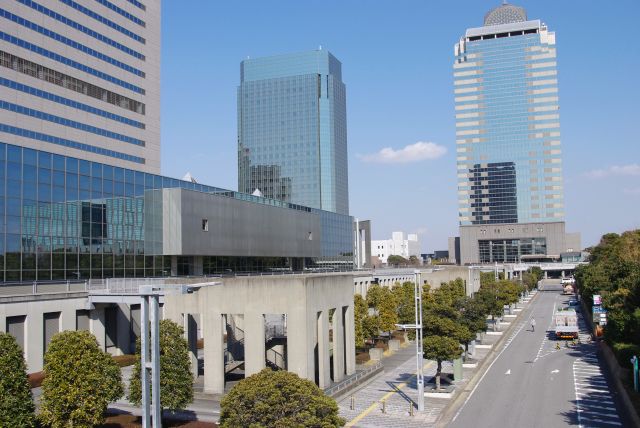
[324,361,383,397]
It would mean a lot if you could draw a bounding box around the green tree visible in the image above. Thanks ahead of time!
[377,286,399,335]
[39,330,123,428]
[387,255,408,266]
[423,336,463,391]
[129,319,194,411]
[0,332,35,427]
[392,281,416,325]
[354,294,368,346]
[220,368,345,427]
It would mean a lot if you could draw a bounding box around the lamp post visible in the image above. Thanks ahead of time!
[414,269,424,411]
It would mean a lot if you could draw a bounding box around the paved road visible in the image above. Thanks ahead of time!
[449,290,626,428]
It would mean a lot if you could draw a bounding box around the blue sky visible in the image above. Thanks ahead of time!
[161,1,640,252]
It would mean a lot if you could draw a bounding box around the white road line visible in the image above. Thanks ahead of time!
[579,416,622,426]
[451,318,528,423]
[576,386,610,393]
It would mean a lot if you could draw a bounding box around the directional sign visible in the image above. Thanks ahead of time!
[593,295,602,305]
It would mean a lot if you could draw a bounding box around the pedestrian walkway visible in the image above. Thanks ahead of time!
[337,345,451,427]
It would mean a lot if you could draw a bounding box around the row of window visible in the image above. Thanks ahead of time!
[125,0,146,11]
[0,101,145,146]
[0,124,145,164]
[60,0,145,43]
[0,77,144,129]
[0,8,144,77]
[0,51,145,115]
[0,32,144,94]
[94,0,145,27]
[17,0,144,60]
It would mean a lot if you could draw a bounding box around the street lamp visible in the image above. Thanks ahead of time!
[396,269,424,412]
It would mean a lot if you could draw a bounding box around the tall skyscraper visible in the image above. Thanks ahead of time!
[454,3,575,264]
[0,0,161,173]
[238,49,349,215]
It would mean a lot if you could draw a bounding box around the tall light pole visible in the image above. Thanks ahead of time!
[414,269,424,411]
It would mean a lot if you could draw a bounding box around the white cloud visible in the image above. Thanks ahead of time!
[414,227,428,235]
[358,141,447,164]
[585,164,640,179]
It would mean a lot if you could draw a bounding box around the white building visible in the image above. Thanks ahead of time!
[371,232,421,265]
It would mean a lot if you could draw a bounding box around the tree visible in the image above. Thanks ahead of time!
[392,281,416,326]
[129,319,194,411]
[354,294,368,346]
[0,332,35,427]
[220,368,345,427]
[377,286,399,335]
[423,335,463,391]
[39,330,123,428]
[387,255,408,266]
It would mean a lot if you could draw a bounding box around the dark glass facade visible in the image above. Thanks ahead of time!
[478,237,546,263]
[0,143,354,282]
[469,162,518,224]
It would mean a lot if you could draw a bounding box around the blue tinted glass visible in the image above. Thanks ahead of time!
[114,167,124,182]
[23,165,36,182]
[125,169,134,184]
[0,143,5,160]
[66,157,78,173]
[66,172,78,188]
[135,171,144,186]
[38,168,52,183]
[6,197,21,216]
[103,180,113,194]
[38,151,52,168]
[38,183,51,202]
[66,186,78,200]
[79,160,90,176]
[23,182,36,200]
[53,154,65,171]
[6,180,20,197]
[53,186,65,202]
[91,177,102,192]
[103,165,113,180]
[7,162,21,180]
[23,148,37,165]
[91,162,102,178]
[113,181,124,196]
[7,145,21,162]
[53,171,65,187]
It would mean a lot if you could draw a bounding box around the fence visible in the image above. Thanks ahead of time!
[324,361,383,397]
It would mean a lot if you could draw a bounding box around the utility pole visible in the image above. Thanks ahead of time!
[414,270,424,411]
[140,289,162,428]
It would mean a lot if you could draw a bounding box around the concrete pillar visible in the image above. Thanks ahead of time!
[171,256,178,277]
[562,270,565,277]
[203,311,224,394]
[317,310,330,389]
[115,304,131,355]
[332,308,345,382]
[544,271,548,279]
[286,310,311,381]
[193,257,203,276]
[183,314,199,379]
[26,308,44,372]
[344,305,356,376]
[90,306,106,351]
[244,312,265,377]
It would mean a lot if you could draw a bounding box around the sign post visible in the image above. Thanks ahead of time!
[631,355,639,393]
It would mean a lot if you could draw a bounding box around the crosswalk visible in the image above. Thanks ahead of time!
[573,354,623,427]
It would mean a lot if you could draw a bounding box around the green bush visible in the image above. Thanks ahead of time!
[612,342,640,369]
[39,330,123,428]
[128,319,194,411]
[0,332,35,427]
[220,368,345,427]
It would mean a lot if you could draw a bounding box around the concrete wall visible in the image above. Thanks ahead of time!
[163,273,355,393]
[161,188,322,258]
[460,221,567,264]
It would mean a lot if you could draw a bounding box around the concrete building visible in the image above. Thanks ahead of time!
[453,4,579,264]
[371,232,421,265]
[238,50,349,215]
[0,0,161,173]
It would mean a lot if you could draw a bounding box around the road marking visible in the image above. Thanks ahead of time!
[505,369,511,375]
[551,369,559,374]
[345,360,433,427]
[451,316,529,423]
[573,356,622,428]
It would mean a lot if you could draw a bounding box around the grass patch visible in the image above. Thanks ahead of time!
[112,354,137,367]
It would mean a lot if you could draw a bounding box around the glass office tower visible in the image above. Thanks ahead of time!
[238,50,349,215]
[454,4,567,264]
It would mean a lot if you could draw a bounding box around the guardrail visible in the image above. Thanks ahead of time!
[324,361,383,397]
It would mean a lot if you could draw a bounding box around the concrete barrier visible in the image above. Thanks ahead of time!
[369,348,383,361]
[388,339,400,352]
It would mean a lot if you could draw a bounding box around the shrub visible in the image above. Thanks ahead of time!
[128,319,194,411]
[220,369,345,427]
[612,342,640,369]
[0,332,35,427]
[39,330,123,428]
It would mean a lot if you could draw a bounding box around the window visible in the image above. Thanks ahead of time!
[202,219,208,232]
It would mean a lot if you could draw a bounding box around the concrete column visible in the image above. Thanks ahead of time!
[183,314,199,379]
[344,304,356,376]
[317,310,330,389]
[115,304,131,355]
[171,256,178,276]
[193,257,203,276]
[26,308,44,373]
[544,271,548,279]
[332,308,345,382]
[244,312,265,377]
[203,311,224,394]
[286,310,311,381]
[561,270,565,277]
[90,306,106,351]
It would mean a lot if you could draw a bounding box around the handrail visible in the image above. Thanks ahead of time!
[324,361,383,396]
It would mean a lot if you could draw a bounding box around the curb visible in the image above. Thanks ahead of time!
[436,291,539,427]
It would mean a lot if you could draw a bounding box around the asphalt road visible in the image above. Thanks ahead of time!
[448,289,626,428]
